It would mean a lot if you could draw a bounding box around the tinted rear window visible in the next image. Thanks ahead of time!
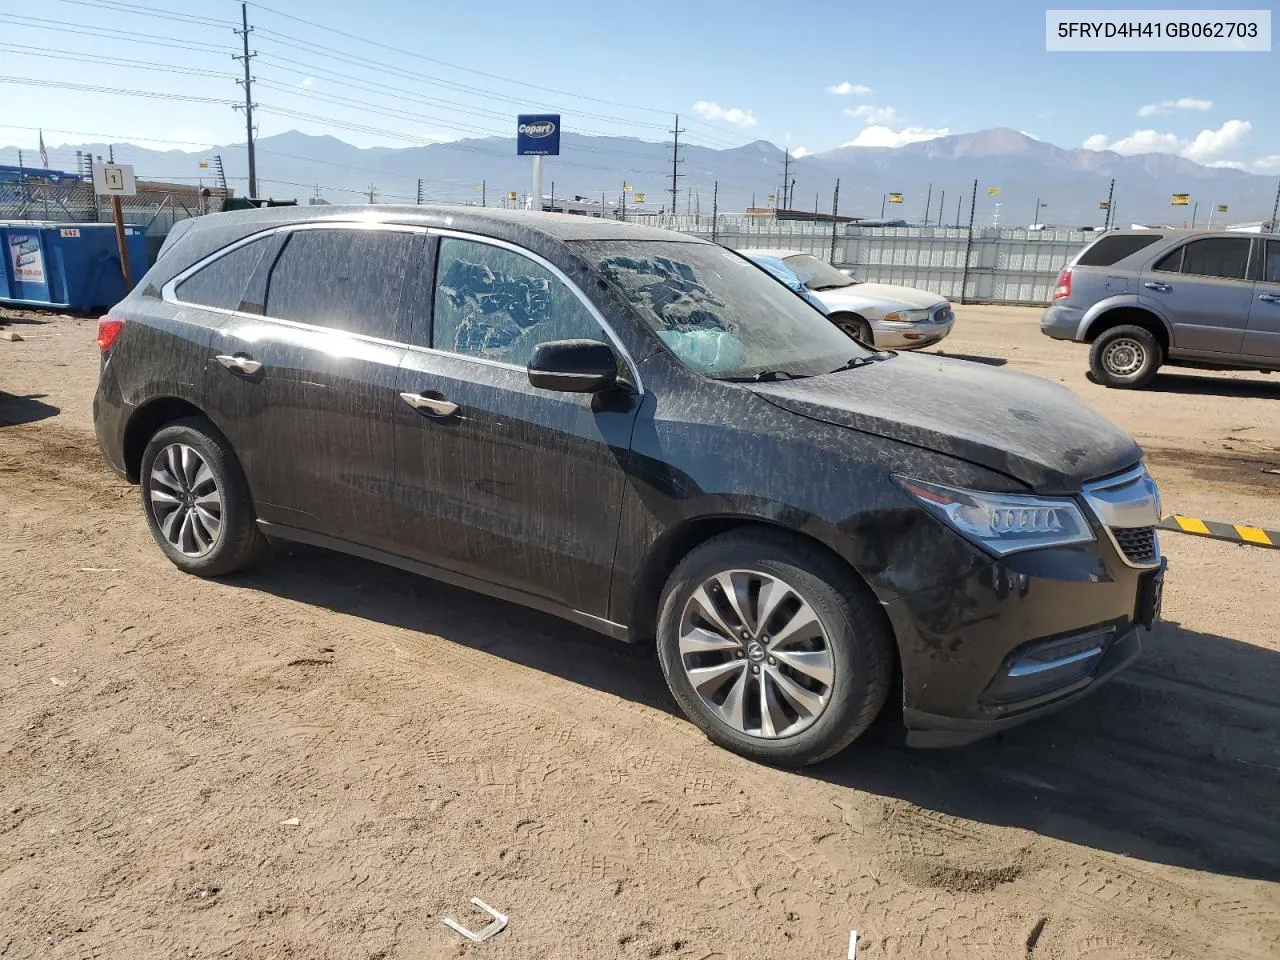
[1171,237,1250,280]
[1076,234,1162,267]
[174,237,273,312]
[264,228,419,339]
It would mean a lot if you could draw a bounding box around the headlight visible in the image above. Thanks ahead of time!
[882,308,933,322]
[895,476,1095,556]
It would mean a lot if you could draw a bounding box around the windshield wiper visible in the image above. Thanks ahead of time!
[827,353,890,375]
[719,369,809,383]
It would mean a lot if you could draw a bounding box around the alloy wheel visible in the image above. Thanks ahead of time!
[148,443,223,557]
[678,569,834,739]
[1102,337,1146,377]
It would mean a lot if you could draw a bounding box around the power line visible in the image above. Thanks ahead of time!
[248,0,747,137]
[45,0,235,28]
[0,76,238,106]
[0,44,237,80]
[0,14,233,53]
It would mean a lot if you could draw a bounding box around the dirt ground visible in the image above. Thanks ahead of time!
[1,304,1277,960]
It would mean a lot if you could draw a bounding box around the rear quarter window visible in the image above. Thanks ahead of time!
[174,237,274,312]
[1075,234,1163,267]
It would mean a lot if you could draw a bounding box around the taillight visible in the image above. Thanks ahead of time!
[97,316,125,352]
[1053,266,1072,300]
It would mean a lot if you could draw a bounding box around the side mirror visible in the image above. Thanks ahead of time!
[839,268,855,278]
[528,339,619,393]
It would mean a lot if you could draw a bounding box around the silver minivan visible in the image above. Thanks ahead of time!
[1041,229,1280,388]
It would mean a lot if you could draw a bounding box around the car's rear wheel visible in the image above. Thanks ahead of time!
[656,529,894,767]
[832,313,874,346]
[139,417,269,577]
[1090,324,1162,389]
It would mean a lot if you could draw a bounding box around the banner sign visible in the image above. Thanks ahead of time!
[517,114,561,156]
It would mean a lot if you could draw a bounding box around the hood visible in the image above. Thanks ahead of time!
[751,353,1141,492]
[816,283,945,313]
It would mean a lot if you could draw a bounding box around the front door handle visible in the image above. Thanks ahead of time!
[1260,293,1280,303]
[1143,281,1171,292]
[400,391,459,417]
[215,354,264,375]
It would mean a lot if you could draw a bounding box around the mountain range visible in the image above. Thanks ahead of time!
[4,128,1277,227]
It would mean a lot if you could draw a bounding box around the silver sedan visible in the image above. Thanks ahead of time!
[739,248,955,350]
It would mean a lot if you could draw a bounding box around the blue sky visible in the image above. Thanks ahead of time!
[1,0,1276,174]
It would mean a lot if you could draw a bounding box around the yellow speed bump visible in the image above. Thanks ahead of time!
[1159,514,1278,549]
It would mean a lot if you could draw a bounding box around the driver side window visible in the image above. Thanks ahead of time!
[432,237,605,365]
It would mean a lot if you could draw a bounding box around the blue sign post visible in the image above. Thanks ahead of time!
[517,114,560,211]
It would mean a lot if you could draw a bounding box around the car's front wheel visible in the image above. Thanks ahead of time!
[831,313,874,346]
[1090,324,1162,389]
[139,416,269,577]
[656,529,894,767]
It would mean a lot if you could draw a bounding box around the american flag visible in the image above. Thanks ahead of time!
[38,130,48,169]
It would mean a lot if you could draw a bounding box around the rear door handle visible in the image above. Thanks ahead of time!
[400,391,458,417]
[1143,281,1171,292]
[215,354,263,375]
[1260,293,1280,303]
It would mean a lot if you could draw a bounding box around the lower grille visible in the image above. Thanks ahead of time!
[1112,525,1158,566]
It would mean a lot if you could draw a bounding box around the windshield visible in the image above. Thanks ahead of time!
[746,255,829,313]
[783,254,856,290]
[574,240,872,381]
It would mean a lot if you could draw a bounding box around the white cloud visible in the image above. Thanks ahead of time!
[692,100,757,128]
[1183,119,1251,161]
[1082,120,1251,162]
[1137,97,1212,116]
[825,81,872,96]
[299,77,315,88]
[844,104,899,125]
[1254,155,1280,171]
[842,125,950,148]
[791,146,812,159]
[1209,160,1247,170]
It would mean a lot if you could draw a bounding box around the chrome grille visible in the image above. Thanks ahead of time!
[1112,526,1158,566]
[1080,464,1163,569]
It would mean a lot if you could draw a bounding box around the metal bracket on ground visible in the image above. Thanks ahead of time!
[1159,514,1279,549]
[440,897,509,943]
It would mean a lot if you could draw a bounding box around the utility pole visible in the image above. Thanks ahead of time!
[620,181,626,220]
[880,193,886,218]
[365,183,377,203]
[938,190,945,230]
[416,178,425,204]
[550,180,555,212]
[711,180,719,243]
[234,2,258,198]
[960,178,978,304]
[955,194,962,228]
[1031,196,1041,227]
[781,149,791,209]
[829,178,840,263]
[1103,177,1115,230]
[1190,201,1198,228]
[601,190,606,219]
[669,114,684,216]
[923,182,932,226]
[481,179,486,207]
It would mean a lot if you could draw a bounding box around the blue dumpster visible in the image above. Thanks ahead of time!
[0,220,149,312]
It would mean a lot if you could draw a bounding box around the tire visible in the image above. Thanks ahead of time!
[656,528,894,767]
[1089,325,1162,389]
[832,313,874,346]
[139,416,269,577]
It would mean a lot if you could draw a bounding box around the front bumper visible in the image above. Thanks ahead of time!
[1040,303,1084,341]
[884,543,1164,748]
[872,318,954,350]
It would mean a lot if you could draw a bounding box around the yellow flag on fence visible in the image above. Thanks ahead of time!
[634,193,645,203]
[887,192,904,203]
[507,191,518,201]
[1171,193,1190,206]
[1098,201,1110,209]
[1217,204,1228,213]
[986,186,1001,196]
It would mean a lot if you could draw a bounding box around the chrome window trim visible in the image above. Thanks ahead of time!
[161,220,644,394]
[428,227,644,394]
[1080,462,1163,570]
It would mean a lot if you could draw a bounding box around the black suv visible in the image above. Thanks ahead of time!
[94,206,1165,766]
